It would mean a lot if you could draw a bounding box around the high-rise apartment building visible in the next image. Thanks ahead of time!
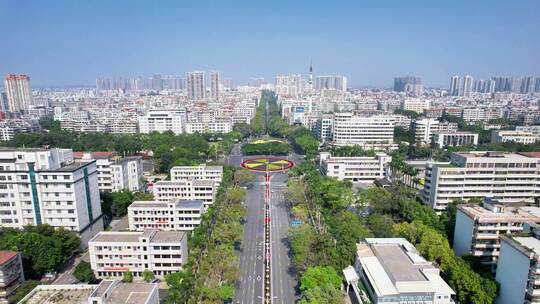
[450,75,460,96]
[4,75,32,112]
[462,75,474,97]
[186,71,206,100]
[248,77,265,87]
[209,71,220,100]
[393,76,423,96]
[275,75,303,97]
[0,148,104,246]
[315,75,347,92]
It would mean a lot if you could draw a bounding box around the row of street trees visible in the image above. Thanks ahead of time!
[287,157,499,303]
[287,161,371,303]
[165,167,248,303]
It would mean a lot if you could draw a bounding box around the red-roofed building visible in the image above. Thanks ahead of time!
[0,251,24,303]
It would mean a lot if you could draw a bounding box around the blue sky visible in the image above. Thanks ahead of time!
[1,0,539,87]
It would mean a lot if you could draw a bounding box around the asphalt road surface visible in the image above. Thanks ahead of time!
[233,150,299,304]
[235,174,266,303]
[269,172,297,304]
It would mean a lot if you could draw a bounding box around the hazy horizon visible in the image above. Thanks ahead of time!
[1,0,539,88]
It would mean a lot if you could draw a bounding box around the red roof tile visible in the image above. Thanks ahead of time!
[0,251,18,265]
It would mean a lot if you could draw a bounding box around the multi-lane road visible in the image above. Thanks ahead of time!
[230,144,298,303]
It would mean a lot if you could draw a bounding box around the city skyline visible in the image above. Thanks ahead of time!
[1,0,539,87]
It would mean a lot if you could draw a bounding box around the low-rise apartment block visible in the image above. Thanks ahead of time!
[421,151,540,212]
[413,118,459,145]
[0,148,103,246]
[319,152,391,183]
[152,180,216,209]
[170,165,222,184]
[128,199,203,231]
[491,130,537,145]
[89,229,187,279]
[17,280,159,304]
[349,238,455,304]
[0,251,24,304]
[434,132,479,148]
[331,112,395,149]
[496,232,540,304]
[516,125,540,140]
[138,109,185,135]
[75,152,144,192]
[453,198,540,269]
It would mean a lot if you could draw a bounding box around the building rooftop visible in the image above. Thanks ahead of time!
[73,151,115,160]
[454,151,535,160]
[130,201,168,208]
[91,281,156,304]
[173,199,204,209]
[50,160,95,172]
[519,152,540,158]
[458,204,540,223]
[151,230,186,243]
[91,230,185,244]
[171,164,222,171]
[91,232,142,243]
[0,251,18,265]
[154,180,215,187]
[20,285,95,304]
[356,238,455,298]
[372,245,426,282]
[513,237,540,255]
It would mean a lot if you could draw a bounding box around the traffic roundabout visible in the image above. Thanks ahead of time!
[240,157,294,172]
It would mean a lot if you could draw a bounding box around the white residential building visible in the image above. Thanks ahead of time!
[434,132,479,148]
[351,238,455,304]
[462,107,501,122]
[400,99,430,114]
[18,280,159,304]
[319,152,391,183]
[413,118,439,145]
[275,75,303,97]
[516,125,540,140]
[496,233,540,304]
[170,165,222,184]
[184,120,233,134]
[0,251,24,304]
[138,110,185,135]
[128,199,203,232]
[88,229,187,279]
[491,130,537,145]
[421,151,540,212]
[313,114,333,142]
[453,198,540,270]
[413,119,458,145]
[0,148,103,246]
[76,152,144,192]
[331,113,395,149]
[152,180,216,209]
